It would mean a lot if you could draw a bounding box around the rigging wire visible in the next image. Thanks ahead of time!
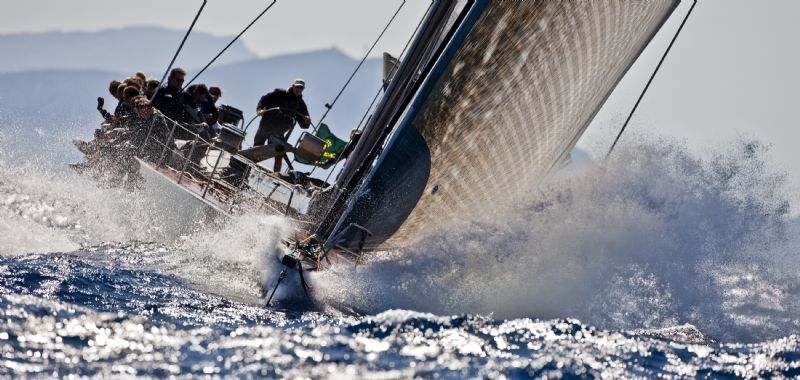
[355,0,433,133]
[150,0,207,102]
[321,1,435,185]
[286,0,407,176]
[605,0,698,159]
[312,0,407,133]
[183,0,278,89]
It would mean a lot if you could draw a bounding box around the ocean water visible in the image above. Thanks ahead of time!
[1,133,799,378]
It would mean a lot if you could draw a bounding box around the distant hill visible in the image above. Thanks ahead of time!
[0,26,258,74]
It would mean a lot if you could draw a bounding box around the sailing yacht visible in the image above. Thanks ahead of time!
[75,1,683,287]
[298,1,681,262]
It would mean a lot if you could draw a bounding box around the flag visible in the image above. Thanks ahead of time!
[296,123,348,165]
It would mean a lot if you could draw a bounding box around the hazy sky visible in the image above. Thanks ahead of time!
[2,0,798,205]
[580,0,800,206]
[0,0,432,58]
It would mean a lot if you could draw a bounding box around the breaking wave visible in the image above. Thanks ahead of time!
[312,137,799,342]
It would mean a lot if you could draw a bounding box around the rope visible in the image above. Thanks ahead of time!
[183,0,278,89]
[150,0,207,102]
[243,114,259,133]
[605,0,697,159]
[313,0,407,132]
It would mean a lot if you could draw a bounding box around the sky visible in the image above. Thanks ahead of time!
[0,0,432,58]
[1,0,798,205]
[578,0,800,206]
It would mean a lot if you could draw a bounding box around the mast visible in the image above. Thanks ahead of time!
[316,0,681,252]
[312,0,475,241]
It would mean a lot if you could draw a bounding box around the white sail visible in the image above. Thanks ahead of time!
[328,0,680,251]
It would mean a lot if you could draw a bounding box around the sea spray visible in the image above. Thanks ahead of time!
[0,160,196,248]
[0,145,299,305]
[311,138,798,342]
[2,128,800,376]
[169,213,292,304]
[4,126,798,342]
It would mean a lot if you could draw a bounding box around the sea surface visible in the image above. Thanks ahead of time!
[1,132,799,378]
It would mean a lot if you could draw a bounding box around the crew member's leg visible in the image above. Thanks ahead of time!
[253,127,268,146]
[255,124,287,173]
[273,154,282,174]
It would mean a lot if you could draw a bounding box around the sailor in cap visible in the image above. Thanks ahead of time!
[254,78,312,173]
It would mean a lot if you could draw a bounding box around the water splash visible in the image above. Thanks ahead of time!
[162,213,291,305]
[3,126,799,342]
[312,137,798,342]
[0,153,291,305]
[0,160,202,253]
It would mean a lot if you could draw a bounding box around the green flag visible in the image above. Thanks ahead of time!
[296,123,348,165]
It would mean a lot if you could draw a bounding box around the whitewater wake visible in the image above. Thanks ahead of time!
[311,137,799,343]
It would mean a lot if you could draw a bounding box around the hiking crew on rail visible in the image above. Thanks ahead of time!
[88,68,329,183]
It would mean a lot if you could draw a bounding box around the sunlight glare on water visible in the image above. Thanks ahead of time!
[1,124,799,377]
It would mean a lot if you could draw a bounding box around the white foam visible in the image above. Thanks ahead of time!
[164,213,292,304]
[311,137,799,343]
[0,214,78,256]
[0,133,295,305]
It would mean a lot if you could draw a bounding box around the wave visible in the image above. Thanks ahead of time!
[311,137,799,343]
[4,125,799,342]
[3,293,796,378]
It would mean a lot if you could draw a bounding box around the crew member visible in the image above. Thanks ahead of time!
[208,86,222,105]
[144,78,160,99]
[152,67,189,124]
[96,80,121,122]
[205,85,222,129]
[130,97,175,160]
[183,83,215,139]
[254,78,311,173]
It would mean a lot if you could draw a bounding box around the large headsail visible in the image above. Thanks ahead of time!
[326,0,680,251]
